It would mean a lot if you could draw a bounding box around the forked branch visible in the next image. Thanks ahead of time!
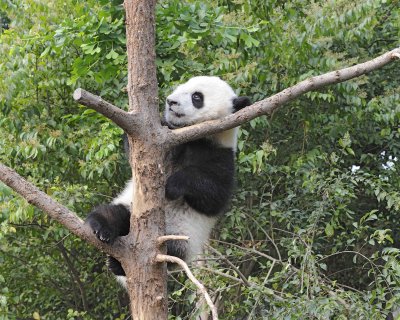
[72,49,400,147]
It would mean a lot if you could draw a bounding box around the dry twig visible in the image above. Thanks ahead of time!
[156,254,218,320]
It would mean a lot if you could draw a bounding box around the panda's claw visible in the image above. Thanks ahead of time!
[86,217,115,244]
[94,227,114,244]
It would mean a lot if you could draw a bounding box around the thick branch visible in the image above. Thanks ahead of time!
[156,254,218,320]
[73,88,137,135]
[0,163,125,258]
[168,47,400,146]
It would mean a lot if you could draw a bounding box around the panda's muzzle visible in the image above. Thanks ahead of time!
[168,108,185,118]
[173,111,185,118]
[167,99,185,118]
[167,98,178,107]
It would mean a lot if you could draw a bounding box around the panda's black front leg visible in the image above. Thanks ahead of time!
[85,204,130,244]
[165,170,188,201]
[165,166,233,216]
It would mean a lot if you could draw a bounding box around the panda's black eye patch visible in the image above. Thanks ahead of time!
[191,92,204,109]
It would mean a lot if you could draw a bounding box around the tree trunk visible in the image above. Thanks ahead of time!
[123,139,168,319]
[123,0,168,318]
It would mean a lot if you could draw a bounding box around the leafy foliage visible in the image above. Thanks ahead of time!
[1,0,400,319]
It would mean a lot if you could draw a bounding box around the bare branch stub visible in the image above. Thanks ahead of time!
[157,235,190,246]
[73,88,138,135]
[0,163,125,258]
[167,47,400,146]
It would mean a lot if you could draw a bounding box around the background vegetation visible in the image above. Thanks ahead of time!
[1,0,399,319]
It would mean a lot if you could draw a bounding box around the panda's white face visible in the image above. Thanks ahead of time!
[165,76,237,129]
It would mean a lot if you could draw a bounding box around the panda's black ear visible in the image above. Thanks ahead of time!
[233,96,252,112]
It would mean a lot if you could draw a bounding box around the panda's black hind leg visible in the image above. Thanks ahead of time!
[107,256,126,276]
[167,239,188,261]
[85,204,130,244]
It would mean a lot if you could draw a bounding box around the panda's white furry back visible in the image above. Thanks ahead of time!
[85,76,251,285]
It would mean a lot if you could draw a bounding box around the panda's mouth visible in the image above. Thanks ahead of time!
[173,112,185,118]
[164,110,189,129]
[166,118,188,129]
[168,107,185,118]
[167,122,180,129]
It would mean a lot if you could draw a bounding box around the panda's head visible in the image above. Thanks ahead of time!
[164,76,251,129]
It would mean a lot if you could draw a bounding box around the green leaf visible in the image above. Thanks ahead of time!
[325,223,334,237]
[40,46,51,58]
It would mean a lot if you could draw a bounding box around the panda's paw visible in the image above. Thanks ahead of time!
[86,215,117,244]
[165,173,186,200]
[94,226,114,243]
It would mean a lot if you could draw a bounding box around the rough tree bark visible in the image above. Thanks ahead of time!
[0,0,399,318]
[119,0,170,318]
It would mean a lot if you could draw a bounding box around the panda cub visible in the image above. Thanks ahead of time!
[86,76,251,282]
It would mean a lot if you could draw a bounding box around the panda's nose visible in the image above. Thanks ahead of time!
[167,99,178,108]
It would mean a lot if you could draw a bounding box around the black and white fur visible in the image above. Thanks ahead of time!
[85,76,251,285]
